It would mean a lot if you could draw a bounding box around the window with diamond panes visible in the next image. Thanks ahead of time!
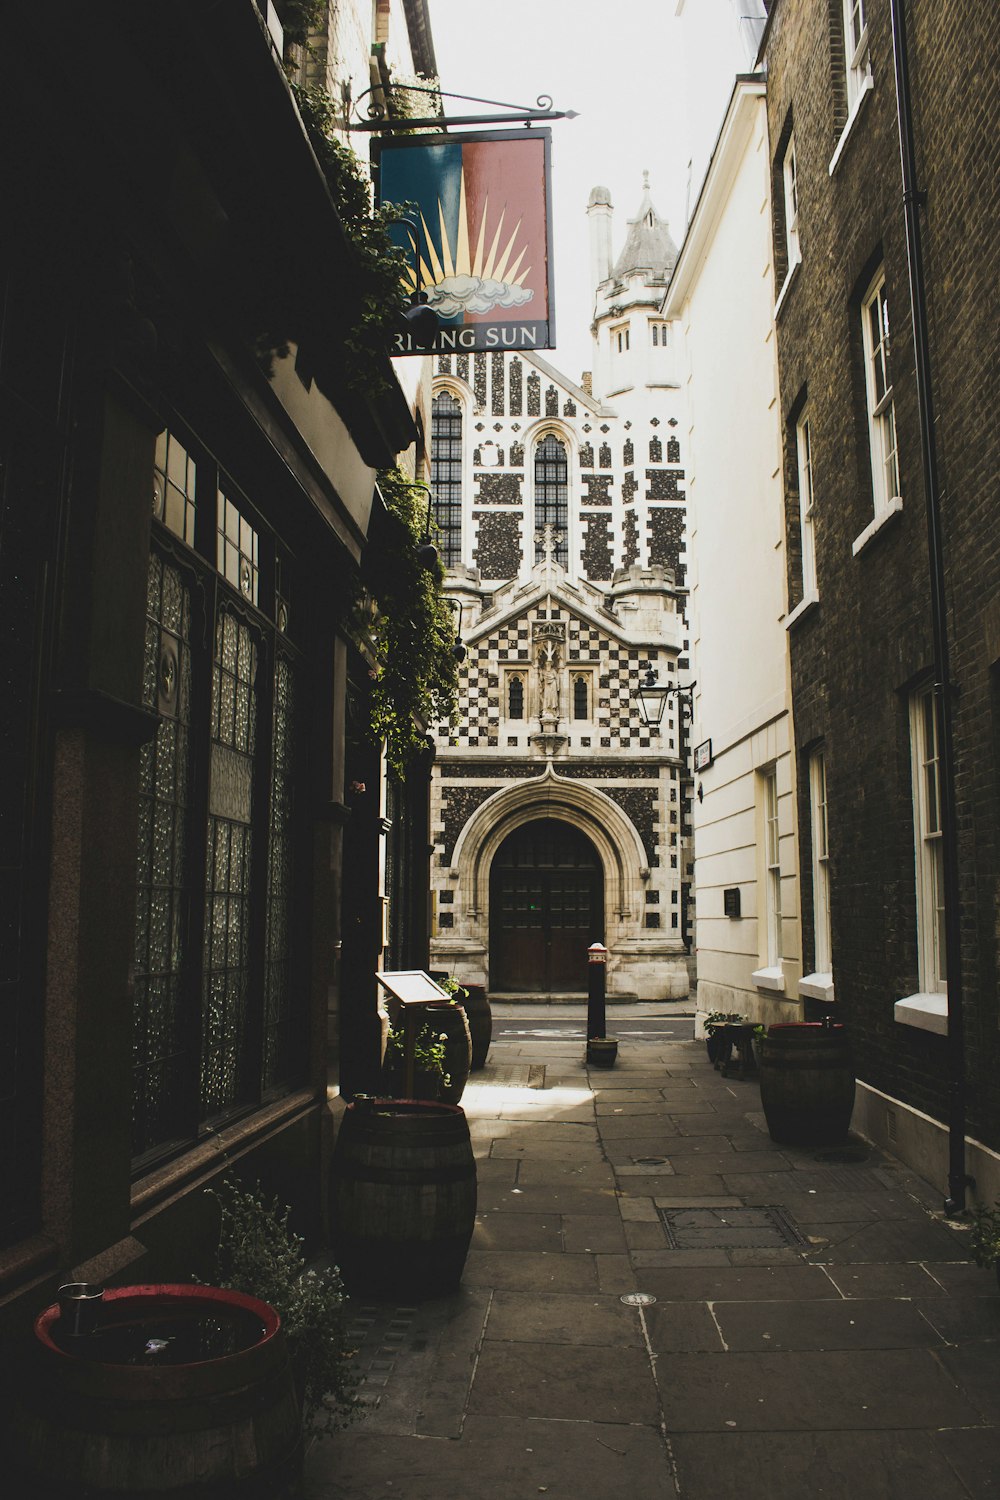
[534,435,568,565]
[132,550,197,1160]
[132,442,304,1167]
[431,391,463,567]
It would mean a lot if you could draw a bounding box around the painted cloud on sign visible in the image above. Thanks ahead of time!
[428,275,535,318]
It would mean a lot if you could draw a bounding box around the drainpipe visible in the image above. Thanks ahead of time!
[889,0,967,1214]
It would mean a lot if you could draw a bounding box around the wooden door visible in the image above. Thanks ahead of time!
[489,820,603,992]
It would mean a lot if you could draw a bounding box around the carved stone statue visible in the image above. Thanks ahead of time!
[538,645,560,719]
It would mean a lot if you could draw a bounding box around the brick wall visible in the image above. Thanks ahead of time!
[766,0,1000,1143]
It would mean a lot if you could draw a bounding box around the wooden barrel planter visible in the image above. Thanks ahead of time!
[758,1023,856,1145]
[331,1099,477,1299]
[462,984,493,1070]
[9,1284,301,1498]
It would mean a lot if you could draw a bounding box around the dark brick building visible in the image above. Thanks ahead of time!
[762,0,1000,1196]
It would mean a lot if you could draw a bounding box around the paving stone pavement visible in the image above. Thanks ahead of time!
[306,1027,1000,1499]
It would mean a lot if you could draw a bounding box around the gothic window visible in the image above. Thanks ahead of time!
[508,674,525,719]
[534,434,568,565]
[431,391,464,567]
[573,675,589,720]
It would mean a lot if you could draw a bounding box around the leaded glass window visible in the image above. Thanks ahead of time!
[153,430,197,546]
[431,391,463,567]
[132,551,195,1159]
[132,440,305,1167]
[534,435,568,565]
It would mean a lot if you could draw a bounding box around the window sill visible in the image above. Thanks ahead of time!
[829,74,874,177]
[774,256,801,319]
[894,992,948,1035]
[799,972,835,1003]
[785,592,819,630]
[851,496,903,557]
[752,965,786,993]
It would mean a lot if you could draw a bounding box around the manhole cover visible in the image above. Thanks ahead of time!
[633,1156,668,1166]
[620,1292,657,1306]
[659,1205,807,1250]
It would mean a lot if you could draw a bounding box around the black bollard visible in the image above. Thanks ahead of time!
[587,943,608,1039]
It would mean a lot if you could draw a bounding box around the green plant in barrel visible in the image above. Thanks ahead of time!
[206,1179,358,1437]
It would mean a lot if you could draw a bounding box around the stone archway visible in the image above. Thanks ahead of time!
[489,818,604,993]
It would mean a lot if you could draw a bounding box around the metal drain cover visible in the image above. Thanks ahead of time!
[659,1205,807,1250]
[620,1292,657,1306]
[633,1156,667,1166]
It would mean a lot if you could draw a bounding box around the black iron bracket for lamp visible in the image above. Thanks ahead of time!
[635,669,696,731]
[348,84,578,132]
[450,601,467,663]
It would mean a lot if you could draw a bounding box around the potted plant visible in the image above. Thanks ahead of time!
[968,1199,1000,1289]
[207,1178,358,1439]
[381,1021,451,1100]
[431,980,474,1103]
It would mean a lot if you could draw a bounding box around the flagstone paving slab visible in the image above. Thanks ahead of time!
[560,1213,628,1253]
[476,1183,621,1215]
[469,1340,661,1423]
[306,1418,678,1500]
[915,1293,1000,1342]
[484,1289,645,1347]
[799,1217,969,1262]
[820,1262,948,1298]
[658,1347,980,1430]
[462,1248,600,1293]
[637,1264,838,1302]
[667,1430,972,1500]
[473,1211,564,1253]
[712,1296,946,1351]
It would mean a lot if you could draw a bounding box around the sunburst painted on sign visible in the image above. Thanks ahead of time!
[400,165,536,319]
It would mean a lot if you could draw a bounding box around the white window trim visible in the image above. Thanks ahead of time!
[760,766,783,970]
[894,992,948,1034]
[774,256,801,319]
[796,412,817,599]
[782,134,800,270]
[809,750,832,975]
[843,0,871,112]
[851,494,904,556]
[800,972,836,1003]
[828,72,874,177]
[910,684,947,994]
[785,591,820,630]
[861,272,901,521]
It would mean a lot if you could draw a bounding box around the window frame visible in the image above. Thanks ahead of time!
[782,132,801,271]
[796,410,817,598]
[843,0,871,113]
[861,271,901,516]
[763,766,783,968]
[809,750,832,974]
[430,388,465,569]
[533,431,570,567]
[910,683,947,994]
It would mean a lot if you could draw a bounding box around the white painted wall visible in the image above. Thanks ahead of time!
[664,80,801,1027]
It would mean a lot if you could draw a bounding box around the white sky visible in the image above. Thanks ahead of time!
[427,0,753,384]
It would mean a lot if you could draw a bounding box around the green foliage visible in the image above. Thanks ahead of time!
[290,84,413,396]
[206,1179,357,1437]
[384,1022,451,1088]
[364,467,459,776]
[704,1011,751,1035]
[438,975,468,1001]
[968,1200,1000,1268]
[272,0,325,47]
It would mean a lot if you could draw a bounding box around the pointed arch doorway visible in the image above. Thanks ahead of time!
[489,818,604,993]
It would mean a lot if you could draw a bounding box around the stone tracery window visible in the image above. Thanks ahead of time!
[533,434,568,566]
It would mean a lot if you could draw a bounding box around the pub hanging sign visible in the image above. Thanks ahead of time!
[373,128,555,355]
